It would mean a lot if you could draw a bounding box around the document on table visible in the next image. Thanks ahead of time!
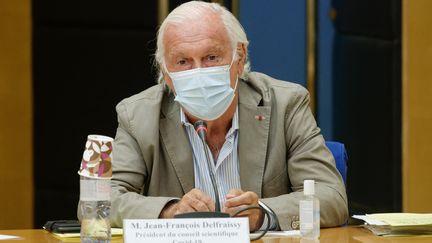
[353,213,432,236]
[250,230,300,238]
[367,213,432,226]
[51,228,123,242]
[0,234,21,240]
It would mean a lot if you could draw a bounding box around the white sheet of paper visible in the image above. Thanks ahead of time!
[352,215,388,226]
[123,218,249,243]
[0,234,21,240]
[250,230,300,238]
[52,228,123,239]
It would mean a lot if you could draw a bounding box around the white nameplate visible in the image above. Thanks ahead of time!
[123,217,249,243]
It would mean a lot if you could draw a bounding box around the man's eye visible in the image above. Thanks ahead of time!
[177,60,187,65]
[207,55,217,61]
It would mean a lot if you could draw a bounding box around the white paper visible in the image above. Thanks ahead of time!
[0,234,21,240]
[352,215,388,225]
[250,230,300,238]
[53,228,123,239]
[123,218,249,243]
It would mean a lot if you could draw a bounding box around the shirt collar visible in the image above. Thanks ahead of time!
[180,107,239,132]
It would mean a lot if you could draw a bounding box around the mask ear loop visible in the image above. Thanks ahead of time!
[232,75,239,92]
[228,50,237,70]
[229,50,240,93]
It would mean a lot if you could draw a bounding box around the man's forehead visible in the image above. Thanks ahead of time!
[163,11,230,46]
[163,23,230,57]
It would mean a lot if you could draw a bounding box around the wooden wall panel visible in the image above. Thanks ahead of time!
[402,0,432,212]
[0,0,33,229]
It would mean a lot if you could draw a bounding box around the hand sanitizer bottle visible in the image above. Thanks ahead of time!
[300,180,320,239]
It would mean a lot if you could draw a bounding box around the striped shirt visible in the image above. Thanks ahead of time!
[180,108,241,206]
[180,108,277,230]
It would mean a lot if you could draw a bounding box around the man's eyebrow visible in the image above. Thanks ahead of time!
[206,46,225,54]
[167,45,227,58]
[166,48,187,60]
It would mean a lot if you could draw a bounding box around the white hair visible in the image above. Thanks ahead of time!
[154,1,250,84]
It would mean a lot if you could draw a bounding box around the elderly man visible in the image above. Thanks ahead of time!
[110,1,348,231]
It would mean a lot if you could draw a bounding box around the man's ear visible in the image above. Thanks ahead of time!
[236,43,246,75]
[162,70,176,95]
[237,43,246,62]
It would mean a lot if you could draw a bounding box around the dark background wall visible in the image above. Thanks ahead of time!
[32,0,158,227]
[332,0,401,214]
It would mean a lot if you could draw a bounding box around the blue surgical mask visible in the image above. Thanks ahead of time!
[165,54,238,121]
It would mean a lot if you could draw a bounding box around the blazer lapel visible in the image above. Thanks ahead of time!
[159,93,195,194]
[238,81,271,197]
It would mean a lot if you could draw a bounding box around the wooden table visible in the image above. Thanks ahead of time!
[1,226,431,243]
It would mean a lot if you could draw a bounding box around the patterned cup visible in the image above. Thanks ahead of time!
[78,135,114,179]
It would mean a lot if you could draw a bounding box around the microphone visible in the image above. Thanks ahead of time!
[194,120,207,145]
[193,120,221,212]
[174,120,229,219]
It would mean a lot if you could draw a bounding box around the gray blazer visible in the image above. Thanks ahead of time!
[110,72,348,230]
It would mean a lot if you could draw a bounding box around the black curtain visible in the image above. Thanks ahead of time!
[332,0,401,214]
[32,0,158,227]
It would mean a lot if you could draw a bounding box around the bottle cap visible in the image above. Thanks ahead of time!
[304,180,315,195]
[78,135,114,179]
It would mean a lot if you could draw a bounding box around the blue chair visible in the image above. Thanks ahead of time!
[325,141,348,184]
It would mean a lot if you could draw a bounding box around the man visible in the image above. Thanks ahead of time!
[110,1,348,231]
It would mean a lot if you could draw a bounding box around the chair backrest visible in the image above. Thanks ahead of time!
[325,141,348,184]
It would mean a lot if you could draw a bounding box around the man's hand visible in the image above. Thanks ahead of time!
[223,189,264,231]
[159,188,215,218]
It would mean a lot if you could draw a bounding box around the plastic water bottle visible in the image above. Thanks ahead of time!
[78,135,114,243]
[300,180,320,239]
[79,176,111,243]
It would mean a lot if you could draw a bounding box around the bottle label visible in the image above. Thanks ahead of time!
[80,179,111,201]
[299,200,314,232]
